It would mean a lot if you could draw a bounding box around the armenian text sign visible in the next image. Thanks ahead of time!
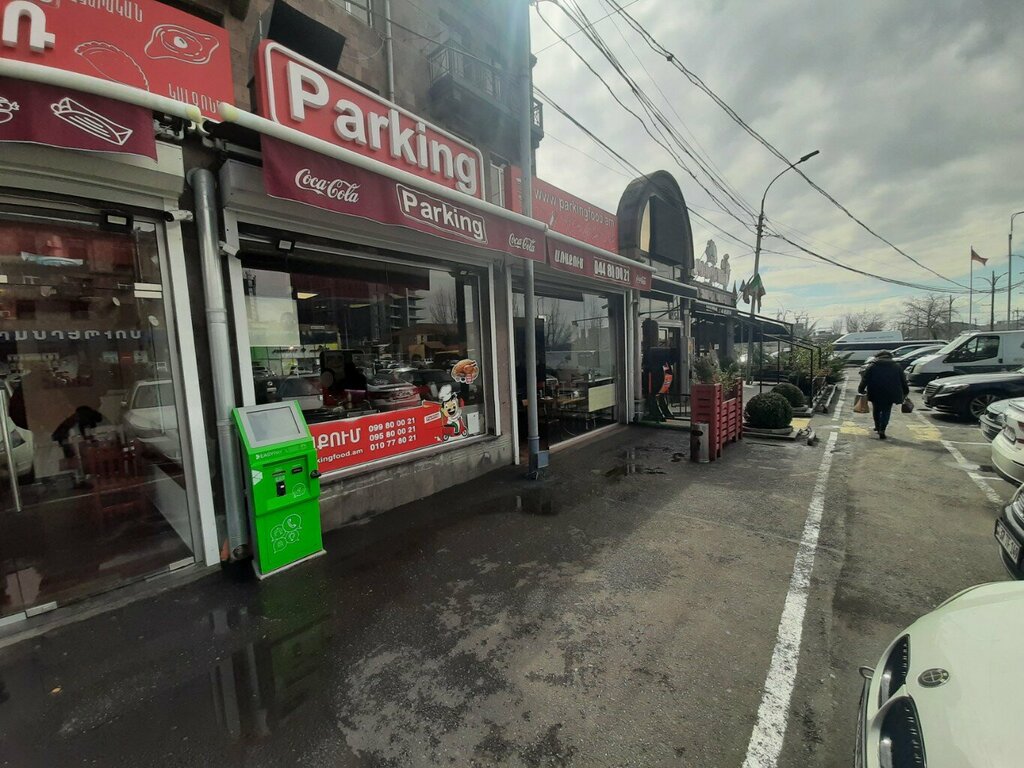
[0,0,234,119]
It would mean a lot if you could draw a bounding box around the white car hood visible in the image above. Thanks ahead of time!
[895,583,1024,766]
[126,406,176,430]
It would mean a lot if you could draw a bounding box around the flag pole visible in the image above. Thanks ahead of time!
[969,247,974,328]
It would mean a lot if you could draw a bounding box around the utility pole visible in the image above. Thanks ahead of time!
[1011,211,1024,326]
[980,271,1007,331]
[947,296,955,337]
[745,150,819,380]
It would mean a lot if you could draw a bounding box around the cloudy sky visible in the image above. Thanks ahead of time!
[529,0,1024,330]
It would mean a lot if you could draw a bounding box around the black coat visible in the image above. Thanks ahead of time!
[858,359,909,405]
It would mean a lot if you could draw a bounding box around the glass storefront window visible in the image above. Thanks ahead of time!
[513,289,618,447]
[242,248,488,472]
[0,215,193,618]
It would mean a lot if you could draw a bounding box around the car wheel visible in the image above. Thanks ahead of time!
[966,393,998,420]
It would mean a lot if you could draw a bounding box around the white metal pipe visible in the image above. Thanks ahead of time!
[189,168,249,558]
[0,59,202,123]
[383,0,396,103]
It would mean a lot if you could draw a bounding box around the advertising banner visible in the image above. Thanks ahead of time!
[0,0,234,119]
[261,136,545,262]
[509,166,619,252]
[309,404,447,474]
[547,237,652,291]
[256,41,486,198]
[0,76,155,158]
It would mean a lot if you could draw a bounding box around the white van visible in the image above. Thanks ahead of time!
[833,331,905,364]
[906,331,1024,386]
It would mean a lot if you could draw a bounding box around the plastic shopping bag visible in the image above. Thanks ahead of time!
[853,394,870,414]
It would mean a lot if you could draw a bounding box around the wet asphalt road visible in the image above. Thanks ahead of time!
[0,376,1014,767]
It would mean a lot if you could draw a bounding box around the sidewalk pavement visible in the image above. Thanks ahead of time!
[0,423,813,767]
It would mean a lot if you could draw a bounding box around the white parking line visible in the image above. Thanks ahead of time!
[741,429,840,768]
[914,412,1004,505]
[830,376,849,421]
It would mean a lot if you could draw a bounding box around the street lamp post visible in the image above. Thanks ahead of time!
[1010,211,1024,327]
[746,150,820,380]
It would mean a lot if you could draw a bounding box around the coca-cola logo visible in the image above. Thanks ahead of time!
[294,168,360,203]
[508,233,537,253]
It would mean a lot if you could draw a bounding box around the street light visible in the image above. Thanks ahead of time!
[1009,210,1024,327]
[746,150,820,380]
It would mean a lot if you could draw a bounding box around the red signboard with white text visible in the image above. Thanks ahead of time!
[309,404,448,474]
[509,166,619,252]
[256,41,486,198]
[0,75,155,158]
[262,136,545,262]
[548,237,652,291]
[0,0,234,119]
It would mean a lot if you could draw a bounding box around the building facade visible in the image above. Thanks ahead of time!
[0,0,654,625]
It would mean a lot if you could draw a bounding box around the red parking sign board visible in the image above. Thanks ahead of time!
[0,0,234,119]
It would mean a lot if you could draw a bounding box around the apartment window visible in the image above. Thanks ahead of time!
[334,0,373,26]
[489,157,508,208]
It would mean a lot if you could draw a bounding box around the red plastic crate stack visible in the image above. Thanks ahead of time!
[691,382,744,462]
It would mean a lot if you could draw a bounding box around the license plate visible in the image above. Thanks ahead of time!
[995,519,1021,563]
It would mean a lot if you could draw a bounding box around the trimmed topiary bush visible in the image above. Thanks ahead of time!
[772,382,806,409]
[745,392,793,429]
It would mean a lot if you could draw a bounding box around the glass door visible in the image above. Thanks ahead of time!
[0,212,195,618]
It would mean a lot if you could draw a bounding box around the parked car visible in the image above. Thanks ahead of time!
[0,413,34,481]
[858,344,945,376]
[122,379,180,461]
[834,331,905,364]
[856,581,1024,767]
[980,397,1023,442]
[395,368,454,400]
[995,483,1024,577]
[907,330,1024,386]
[922,369,1024,419]
[366,371,420,411]
[992,399,1024,484]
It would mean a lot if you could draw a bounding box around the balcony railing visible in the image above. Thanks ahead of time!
[428,44,505,103]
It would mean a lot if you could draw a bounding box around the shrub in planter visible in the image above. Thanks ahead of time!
[772,382,806,409]
[745,392,793,429]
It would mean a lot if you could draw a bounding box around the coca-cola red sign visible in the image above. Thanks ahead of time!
[256,41,485,199]
[548,237,652,290]
[261,137,544,262]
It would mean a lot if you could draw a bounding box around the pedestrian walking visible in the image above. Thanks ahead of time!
[857,350,910,439]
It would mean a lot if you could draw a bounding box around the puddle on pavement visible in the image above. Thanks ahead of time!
[603,450,667,479]
[515,494,558,516]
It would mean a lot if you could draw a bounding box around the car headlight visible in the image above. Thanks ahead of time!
[937,383,968,394]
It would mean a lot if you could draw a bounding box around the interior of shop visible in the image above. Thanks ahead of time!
[0,213,194,619]
[239,240,490,452]
[512,284,618,448]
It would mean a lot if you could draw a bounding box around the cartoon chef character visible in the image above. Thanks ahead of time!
[437,384,467,441]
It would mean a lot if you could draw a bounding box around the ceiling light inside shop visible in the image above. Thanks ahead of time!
[295,292,318,300]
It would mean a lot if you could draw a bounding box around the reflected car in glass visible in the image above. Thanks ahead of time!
[122,379,180,461]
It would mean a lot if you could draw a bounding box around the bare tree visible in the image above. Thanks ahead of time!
[901,294,958,339]
[429,286,458,326]
[844,311,887,332]
[830,318,845,336]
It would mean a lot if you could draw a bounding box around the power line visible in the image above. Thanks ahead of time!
[534,0,643,54]
[536,88,976,295]
[599,0,967,290]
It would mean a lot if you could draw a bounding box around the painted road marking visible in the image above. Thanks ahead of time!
[742,428,840,768]
[913,412,1003,505]
[906,422,942,442]
[840,420,871,436]
[831,375,848,421]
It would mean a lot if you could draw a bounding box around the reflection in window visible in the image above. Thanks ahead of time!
[242,255,488,444]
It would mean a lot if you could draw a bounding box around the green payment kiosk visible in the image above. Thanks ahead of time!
[233,401,325,578]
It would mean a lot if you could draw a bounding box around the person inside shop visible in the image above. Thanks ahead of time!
[51,405,106,459]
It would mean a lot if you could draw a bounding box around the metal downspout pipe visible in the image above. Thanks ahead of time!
[188,168,249,559]
[383,0,396,103]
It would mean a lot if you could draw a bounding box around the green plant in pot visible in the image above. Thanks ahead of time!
[745,392,793,429]
[692,354,720,385]
[771,382,806,409]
